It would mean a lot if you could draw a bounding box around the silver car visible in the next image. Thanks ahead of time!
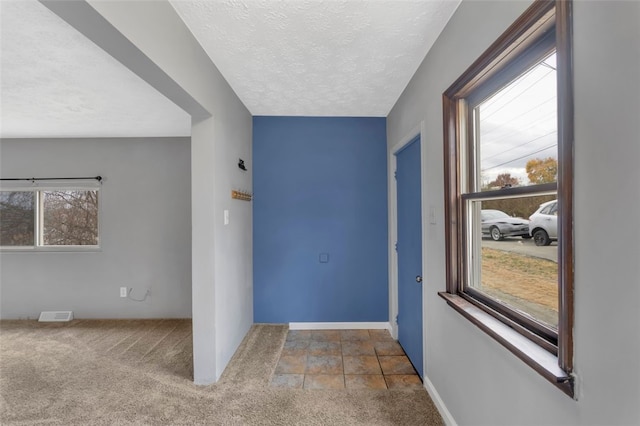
[529,200,558,246]
[481,209,530,241]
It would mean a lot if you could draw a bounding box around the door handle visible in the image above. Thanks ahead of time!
[416,275,423,283]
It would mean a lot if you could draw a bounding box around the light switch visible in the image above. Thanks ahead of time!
[429,206,436,225]
[224,209,229,225]
[319,253,329,263]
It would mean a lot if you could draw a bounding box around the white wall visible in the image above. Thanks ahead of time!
[38,0,253,384]
[0,137,192,319]
[61,0,255,383]
[387,0,640,424]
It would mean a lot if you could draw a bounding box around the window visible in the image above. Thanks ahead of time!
[0,188,99,248]
[441,0,574,397]
[540,202,557,216]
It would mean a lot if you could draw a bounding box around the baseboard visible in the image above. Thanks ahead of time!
[423,374,457,426]
[289,322,392,331]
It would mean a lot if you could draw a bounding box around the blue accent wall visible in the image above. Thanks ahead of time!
[253,117,388,323]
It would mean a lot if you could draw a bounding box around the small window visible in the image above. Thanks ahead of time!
[442,0,574,397]
[0,188,99,249]
[0,191,35,246]
[540,201,558,216]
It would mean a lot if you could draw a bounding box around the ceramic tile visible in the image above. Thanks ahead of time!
[378,356,417,375]
[384,375,423,389]
[286,330,311,341]
[310,330,341,341]
[344,375,387,390]
[275,355,307,374]
[305,355,343,375]
[368,329,394,341]
[341,340,375,356]
[303,375,345,390]
[281,340,310,355]
[308,341,341,356]
[272,329,416,391]
[340,329,370,341]
[343,356,381,375]
[374,340,405,356]
[270,374,304,389]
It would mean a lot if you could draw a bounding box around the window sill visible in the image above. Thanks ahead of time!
[438,292,574,398]
[0,246,102,253]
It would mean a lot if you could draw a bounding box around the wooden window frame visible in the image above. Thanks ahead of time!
[440,0,574,397]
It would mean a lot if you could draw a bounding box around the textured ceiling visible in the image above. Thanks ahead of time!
[171,0,461,117]
[1,0,460,138]
[0,0,191,138]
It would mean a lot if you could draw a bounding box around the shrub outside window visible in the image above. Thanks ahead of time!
[0,188,99,249]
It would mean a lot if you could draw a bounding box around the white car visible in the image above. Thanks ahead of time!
[529,200,558,246]
[481,209,530,241]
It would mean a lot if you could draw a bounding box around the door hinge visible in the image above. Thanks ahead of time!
[394,170,397,180]
[394,242,398,252]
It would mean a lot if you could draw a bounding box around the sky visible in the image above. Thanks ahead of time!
[478,52,558,187]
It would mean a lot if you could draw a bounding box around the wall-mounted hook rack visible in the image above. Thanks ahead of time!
[231,190,252,201]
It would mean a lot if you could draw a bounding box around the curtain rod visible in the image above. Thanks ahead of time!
[0,176,102,182]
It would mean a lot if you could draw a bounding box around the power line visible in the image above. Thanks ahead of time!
[482,144,557,172]
[480,64,541,112]
[482,129,557,162]
[540,60,556,71]
[481,51,557,113]
[479,95,556,140]
[480,110,556,148]
[481,68,555,121]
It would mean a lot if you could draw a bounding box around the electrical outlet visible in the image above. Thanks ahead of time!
[120,287,127,298]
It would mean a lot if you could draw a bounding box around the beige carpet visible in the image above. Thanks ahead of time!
[0,319,443,425]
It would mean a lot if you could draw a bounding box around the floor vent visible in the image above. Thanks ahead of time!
[38,311,73,322]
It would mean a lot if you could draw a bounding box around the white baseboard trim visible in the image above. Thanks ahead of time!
[289,322,391,331]
[423,374,456,426]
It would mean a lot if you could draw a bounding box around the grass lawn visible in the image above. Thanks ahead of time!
[479,247,558,328]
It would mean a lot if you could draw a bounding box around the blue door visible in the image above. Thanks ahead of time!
[395,137,423,378]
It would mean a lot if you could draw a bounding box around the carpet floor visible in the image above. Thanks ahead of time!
[0,319,443,425]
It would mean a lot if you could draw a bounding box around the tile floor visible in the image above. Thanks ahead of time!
[270,329,423,390]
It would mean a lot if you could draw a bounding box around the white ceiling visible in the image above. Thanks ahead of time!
[170,0,460,117]
[0,0,192,138]
[0,0,460,138]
